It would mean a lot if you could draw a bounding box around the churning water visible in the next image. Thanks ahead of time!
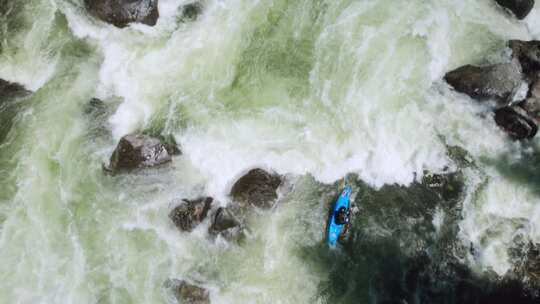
[1,0,540,303]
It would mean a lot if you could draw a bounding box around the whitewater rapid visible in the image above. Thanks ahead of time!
[1,0,540,303]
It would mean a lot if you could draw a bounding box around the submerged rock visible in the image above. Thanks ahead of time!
[169,197,213,232]
[84,0,159,28]
[209,206,242,238]
[494,106,538,140]
[0,79,31,143]
[107,134,179,172]
[165,279,210,304]
[180,2,203,21]
[230,168,282,209]
[509,40,540,77]
[495,0,534,20]
[0,79,30,102]
[84,98,107,116]
[444,63,524,105]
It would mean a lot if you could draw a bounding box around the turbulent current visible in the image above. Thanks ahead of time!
[1,0,540,303]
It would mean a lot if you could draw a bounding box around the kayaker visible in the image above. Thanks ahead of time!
[335,206,350,225]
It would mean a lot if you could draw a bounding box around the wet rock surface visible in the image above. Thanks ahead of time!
[84,0,159,28]
[165,279,210,304]
[495,0,534,19]
[169,197,213,232]
[444,63,524,105]
[209,206,242,238]
[494,106,538,140]
[510,40,540,78]
[106,134,179,172]
[230,168,282,209]
[519,77,540,124]
[443,41,540,140]
[512,242,540,291]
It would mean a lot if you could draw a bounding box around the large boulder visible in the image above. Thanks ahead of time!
[165,279,210,304]
[495,0,534,20]
[230,168,282,209]
[494,106,538,140]
[444,63,524,105]
[106,134,179,172]
[169,197,213,232]
[509,40,540,77]
[84,0,159,28]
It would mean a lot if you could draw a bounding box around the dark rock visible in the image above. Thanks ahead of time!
[494,106,538,140]
[209,207,241,236]
[444,63,524,105]
[165,279,210,304]
[84,0,159,28]
[0,79,30,102]
[510,241,540,293]
[520,243,540,288]
[495,0,534,19]
[509,40,540,77]
[181,2,203,21]
[517,77,540,124]
[520,99,540,123]
[169,197,213,232]
[107,134,177,172]
[230,168,282,209]
[0,79,31,143]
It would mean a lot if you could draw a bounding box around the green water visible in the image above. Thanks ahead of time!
[1,0,540,303]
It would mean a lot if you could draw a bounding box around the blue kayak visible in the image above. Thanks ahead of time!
[327,186,352,247]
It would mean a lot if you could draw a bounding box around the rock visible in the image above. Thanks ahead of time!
[180,2,203,21]
[209,207,241,236]
[521,243,540,287]
[0,79,30,102]
[107,134,179,172]
[165,279,210,304]
[520,99,540,123]
[519,77,540,123]
[169,197,213,232]
[444,63,524,105]
[0,79,31,143]
[509,40,540,77]
[84,0,159,28]
[230,168,282,209]
[494,106,538,140]
[495,0,534,19]
[510,241,540,291]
